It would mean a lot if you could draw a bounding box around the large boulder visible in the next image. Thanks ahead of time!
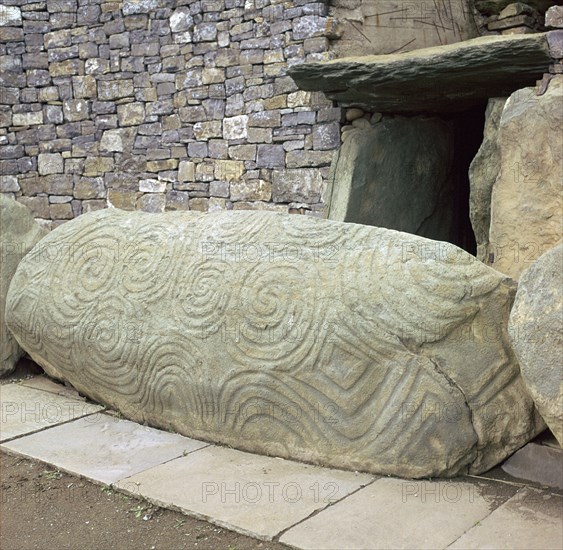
[508,244,563,446]
[0,195,44,376]
[6,209,543,478]
[469,97,507,263]
[488,76,563,279]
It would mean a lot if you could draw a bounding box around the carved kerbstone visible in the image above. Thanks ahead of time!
[6,209,543,477]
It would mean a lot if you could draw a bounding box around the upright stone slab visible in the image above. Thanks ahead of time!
[488,76,563,279]
[326,116,459,245]
[508,244,563,446]
[0,196,44,376]
[6,210,543,478]
[469,97,507,263]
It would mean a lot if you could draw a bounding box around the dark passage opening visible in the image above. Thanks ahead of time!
[444,103,488,255]
[326,102,488,255]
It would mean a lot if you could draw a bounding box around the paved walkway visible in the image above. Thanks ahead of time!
[1,373,562,549]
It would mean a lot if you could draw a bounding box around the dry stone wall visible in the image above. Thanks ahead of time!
[0,0,342,230]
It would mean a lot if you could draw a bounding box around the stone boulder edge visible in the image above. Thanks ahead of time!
[488,76,563,280]
[469,97,507,263]
[6,209,544,477]
[0,195,45,376]
[288,34,551,114]
[508,244,563,446]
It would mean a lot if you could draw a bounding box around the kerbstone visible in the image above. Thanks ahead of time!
[6,210,543,478]
[0,197,44,376]
[508,244,563,446]
[117,446,374,540]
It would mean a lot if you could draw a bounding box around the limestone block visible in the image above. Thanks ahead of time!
[0,6,22,27]
[223,115,248,140]
[63,99,89,122]
[170,8,193,33]
[38,153,64,176]
[272,169,323,203]
[6,210,543,477]
[13,112,43,126]
[546,6,563,29]
[117,102,145,126]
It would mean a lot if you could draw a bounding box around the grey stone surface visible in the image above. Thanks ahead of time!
[508,244,563,445]
[37,153,63,175]
[448,488,563,549]
[22,374,84,399]
[117,445,373,540]
[325,116,459,244]
[548,30,563,59]
[330,0,479,58]
[469,97,507,262]
[502,442,563,489]
[546,6,563,29]
[6,209,543,478]
[0,384,102,442]
[280,477,509,550]
[488,77,563,279]
[288,34,552,114]
[0,196,44,376]
[2,413,207,484]
[0,6,22,27]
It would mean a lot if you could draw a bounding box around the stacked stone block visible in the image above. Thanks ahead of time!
[0,0,342,229]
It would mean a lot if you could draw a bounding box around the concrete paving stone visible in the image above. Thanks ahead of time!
[0,383,102,442]
[448,487,563,549]
[22,374,84,400]
[1,413,208,485]
[280,477,515,550]
[501,442,563,490]
[116,445,374,540]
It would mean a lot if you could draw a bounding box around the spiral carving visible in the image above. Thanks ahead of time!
[176,258,233,337]
[5,209,539,478]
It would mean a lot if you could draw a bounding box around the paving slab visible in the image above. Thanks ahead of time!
[2,413,208,485]
[117,445,374,541]
[22,375,84,400]
[501,442,563,490]
[0,383,102,442]
[280,476,516,550]
[448,487,563,549]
